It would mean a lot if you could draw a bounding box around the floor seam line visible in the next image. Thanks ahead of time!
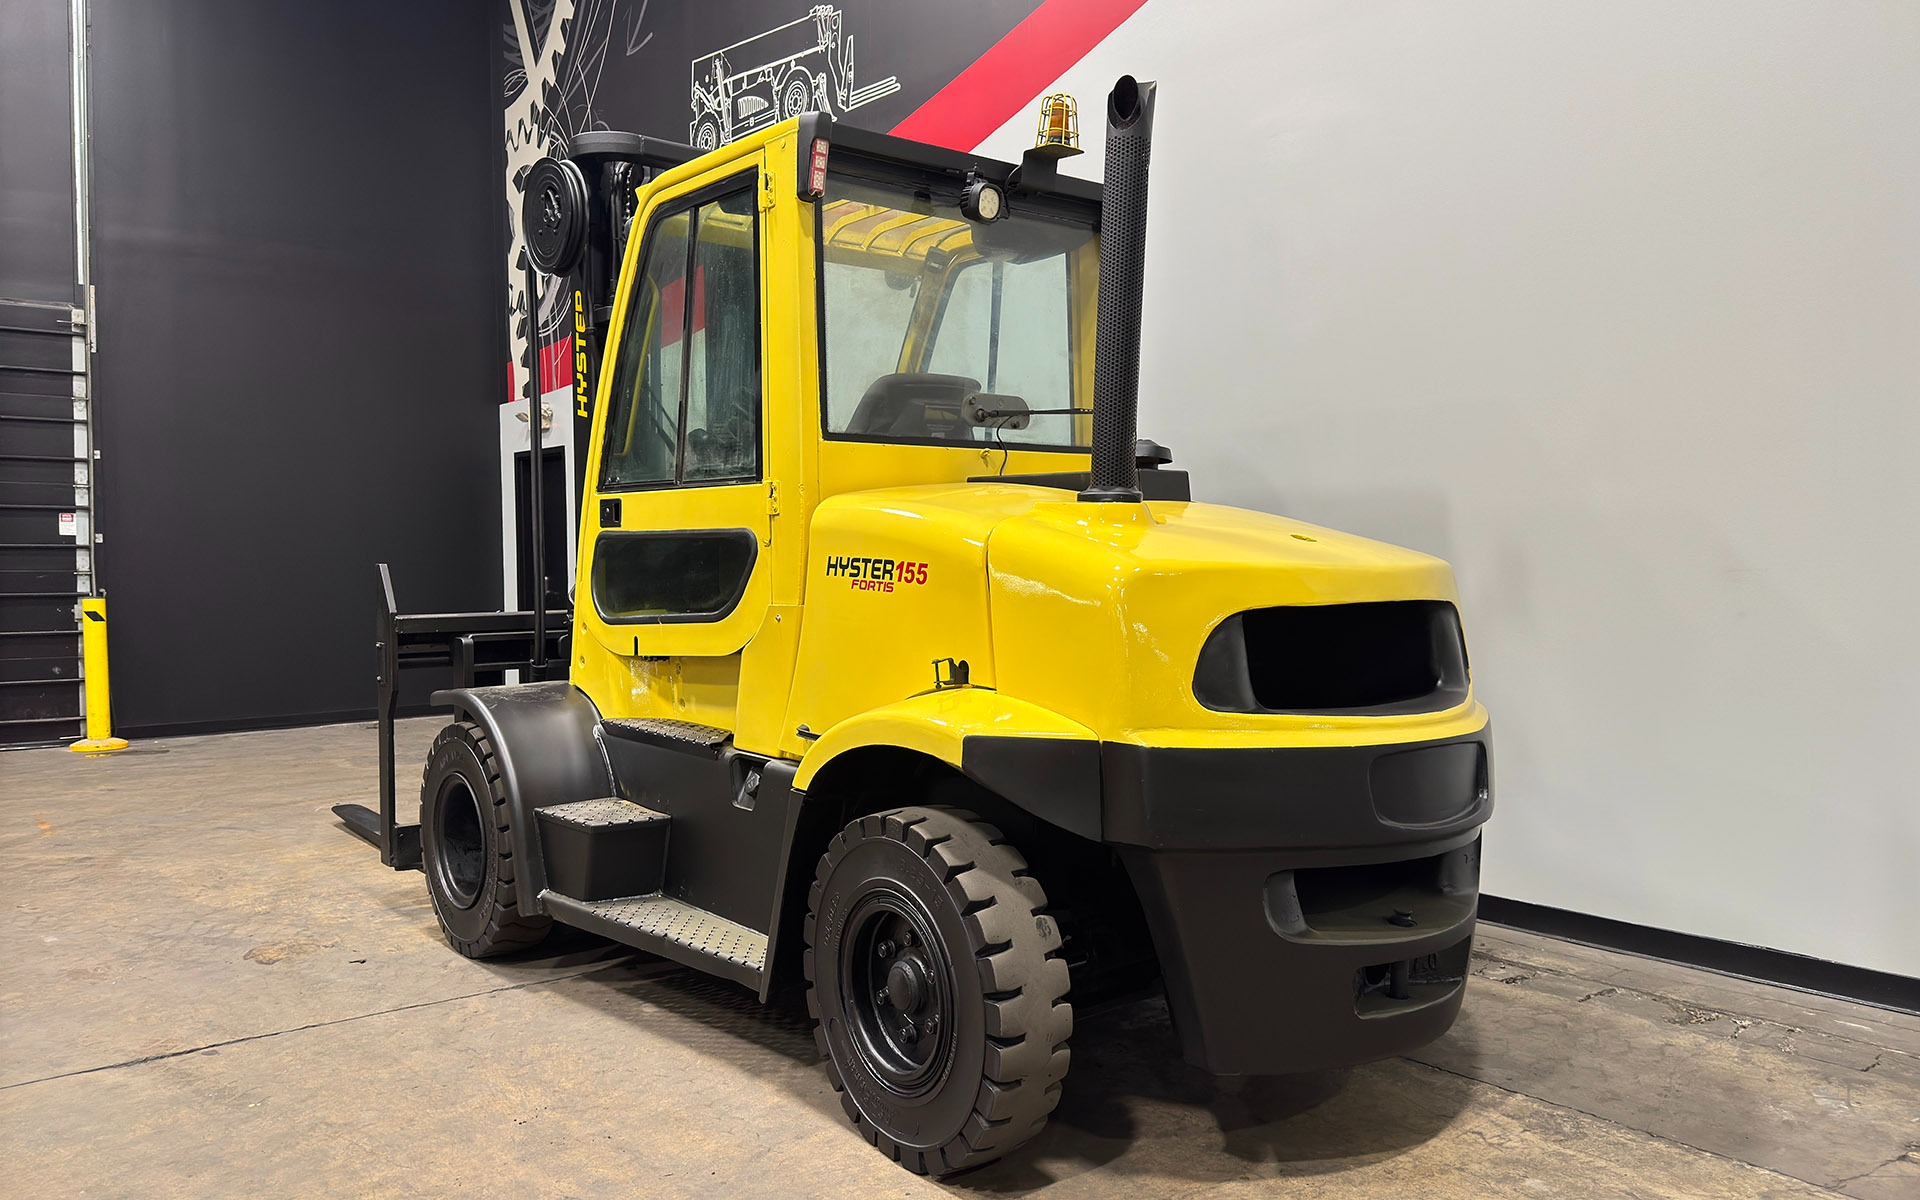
[1400,1054,1854,1196]
[1473,937,1920,1023]
[0,964,619,1092]
[1829,1151,1913,1189]
[1470,951,1920,1059]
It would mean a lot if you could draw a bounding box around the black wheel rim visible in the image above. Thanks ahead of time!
[433,777,485,910]
[840,888,956,1098]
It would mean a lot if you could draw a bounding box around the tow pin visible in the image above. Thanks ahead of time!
[1387,908,1417,928]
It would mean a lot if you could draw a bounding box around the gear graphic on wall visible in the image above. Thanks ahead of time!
[505,0,575,404]
[506,0,644,402]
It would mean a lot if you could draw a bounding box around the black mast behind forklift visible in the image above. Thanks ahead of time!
[336,78,1494,1177]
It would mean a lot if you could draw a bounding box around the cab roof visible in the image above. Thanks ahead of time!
[564,115,1102,217]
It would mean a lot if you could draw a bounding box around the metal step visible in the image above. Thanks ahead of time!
[0,676,80,721]
[601,717,732,758]
[0,714,82,748]
[1,599,83,634]
[537,796,668,827]
[0,411,81,425]
[1,570,82,594]
[0,393,82,419]
[541,891,766,988]
[0,654,79,683]
[536,797,670,901]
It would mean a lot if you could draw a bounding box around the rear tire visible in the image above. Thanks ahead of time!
[805,807,1072,1176]
[420,721,551,958]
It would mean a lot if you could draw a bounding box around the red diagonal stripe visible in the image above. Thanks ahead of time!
[890,0,1149,152]
[537,333,572,394]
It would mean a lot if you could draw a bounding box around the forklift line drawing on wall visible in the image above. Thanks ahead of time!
[689,4,899,150]
[337,78,1495,1177]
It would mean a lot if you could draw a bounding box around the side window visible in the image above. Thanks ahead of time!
[599,180,760,490]
[600,212,689,488]
[684,190,761,481]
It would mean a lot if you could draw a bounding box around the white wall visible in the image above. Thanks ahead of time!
[975,0,1920,977]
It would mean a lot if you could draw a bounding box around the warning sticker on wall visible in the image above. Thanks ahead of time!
[58,512,77,538]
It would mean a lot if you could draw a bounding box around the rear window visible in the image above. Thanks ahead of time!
[817,175,1097,450]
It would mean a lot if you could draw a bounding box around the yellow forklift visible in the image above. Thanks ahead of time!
[337,79,1492,1175]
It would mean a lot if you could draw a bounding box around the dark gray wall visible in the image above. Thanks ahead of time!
[89,0,505,733]
[0,0,74,302]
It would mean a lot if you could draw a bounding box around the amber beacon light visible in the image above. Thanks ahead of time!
[1035,93,1081,152]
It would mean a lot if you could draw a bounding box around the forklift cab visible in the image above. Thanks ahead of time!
[572,125,1103,757]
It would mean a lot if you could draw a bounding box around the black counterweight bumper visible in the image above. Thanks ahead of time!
[1103,727,1493,1075]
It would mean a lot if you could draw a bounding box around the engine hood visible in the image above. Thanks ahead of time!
[998,495,1455,598]
[809,481,1454,589]
[983,491,1472,744]
[789,482,1479,752]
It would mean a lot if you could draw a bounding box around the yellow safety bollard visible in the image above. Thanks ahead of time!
[70,596,129,753]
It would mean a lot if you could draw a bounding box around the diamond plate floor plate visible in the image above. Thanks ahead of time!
[537,797,667,827]
[542,891,767,987]
[601,718,731,755]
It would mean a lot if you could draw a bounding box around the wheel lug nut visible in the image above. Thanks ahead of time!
[875,987,890,1006]
[925,1013,939,1033]
[901,1023,918,1044]
[901,930,914,947]
[877,940,896,959]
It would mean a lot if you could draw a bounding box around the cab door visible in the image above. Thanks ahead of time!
[578,157,772,721]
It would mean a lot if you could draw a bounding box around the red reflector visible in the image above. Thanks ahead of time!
[808,138,829,197]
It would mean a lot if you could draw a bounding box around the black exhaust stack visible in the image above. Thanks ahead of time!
[1081,75,1157,504]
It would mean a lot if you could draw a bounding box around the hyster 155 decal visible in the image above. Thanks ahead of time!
[825,555,929,593]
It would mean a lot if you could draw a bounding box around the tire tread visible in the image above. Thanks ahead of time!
[804,805,1071,1177]
[421,721,552,959]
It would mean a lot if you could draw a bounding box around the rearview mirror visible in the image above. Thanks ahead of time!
[964,392,1031,430]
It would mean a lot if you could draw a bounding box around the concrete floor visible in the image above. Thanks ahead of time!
[3,721,1917,1199]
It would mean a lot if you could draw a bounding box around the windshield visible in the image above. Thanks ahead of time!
[818,175,1097,450]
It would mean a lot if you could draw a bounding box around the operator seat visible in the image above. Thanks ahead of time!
[846,373,980,440]
[686,382,758,479]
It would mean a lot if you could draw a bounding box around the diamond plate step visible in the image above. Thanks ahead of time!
[536,798,669,900]
[601,717,731,758]
[537,797,667,827]
[542,891,766,989]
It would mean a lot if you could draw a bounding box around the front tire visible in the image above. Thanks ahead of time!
[420,721,551,958]
[806,807,1071,1175]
